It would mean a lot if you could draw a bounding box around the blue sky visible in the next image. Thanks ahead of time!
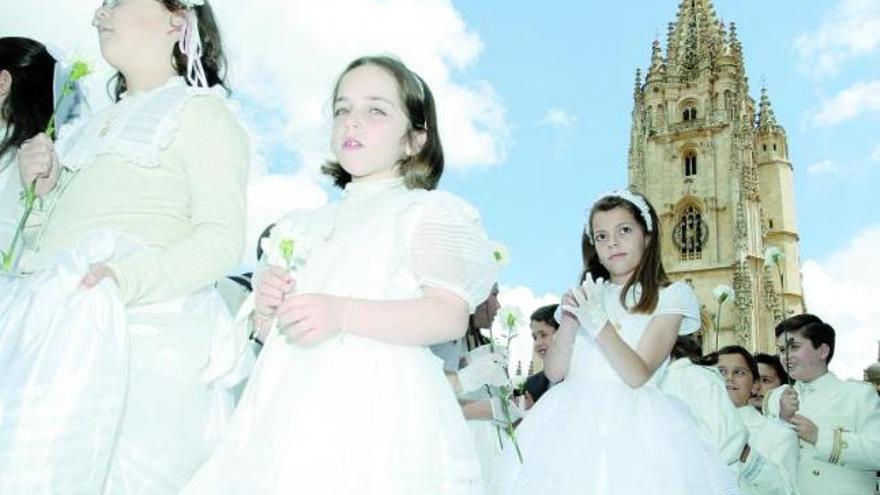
[436,0,879,295]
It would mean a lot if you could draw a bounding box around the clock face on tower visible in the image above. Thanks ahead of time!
[672,206,709,261]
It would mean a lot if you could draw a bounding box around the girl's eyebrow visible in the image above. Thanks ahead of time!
[334,95,395,105]
[594,221,635,232]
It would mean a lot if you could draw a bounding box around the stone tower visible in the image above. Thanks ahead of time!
[627,0,804,352]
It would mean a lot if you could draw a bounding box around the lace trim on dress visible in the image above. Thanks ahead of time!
[56,77,226,171]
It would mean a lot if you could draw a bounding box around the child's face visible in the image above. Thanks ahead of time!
[716,353,757,408]
[756,362,783,400]
[776,332,829,382]
[332,64,421,182]
[94,0,180,75]
[530,320,555,360]
[590,207,649,284]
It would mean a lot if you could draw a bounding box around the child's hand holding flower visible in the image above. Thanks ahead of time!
[254,265,295,318]
[17,133,59,197]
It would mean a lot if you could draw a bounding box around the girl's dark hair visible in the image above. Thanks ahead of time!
[755,352,790,384]
[322,55,443,191]
[530,304,560,330]
[718,345,760,381]
[581,191,668,313]
[0,37,55,160]
[111,0,228,100]
[524,372,551,402]
[671,334,705,363]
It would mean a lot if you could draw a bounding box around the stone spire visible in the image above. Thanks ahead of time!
[666,0,723,77]
[756,86,779,130]
[647,38,665,81]
[633,68,643,101]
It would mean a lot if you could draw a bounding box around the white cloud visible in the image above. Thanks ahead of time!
[537,107,577,128]
[794,0,880,77]
[0,0,509,171]
[495,285,560,377]
[806,160,841,176]
[801,224,880,380]
[212,0,510,170]
[810,79,880,127]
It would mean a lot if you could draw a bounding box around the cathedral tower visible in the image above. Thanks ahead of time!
[628,0,804,352]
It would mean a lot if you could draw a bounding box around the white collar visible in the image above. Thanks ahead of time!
[120,76,187,100]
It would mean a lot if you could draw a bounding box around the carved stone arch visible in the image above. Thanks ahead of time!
[672,198,709,260]
[678,143,699,177]
[678,97,699,121]
[672,196,708,216]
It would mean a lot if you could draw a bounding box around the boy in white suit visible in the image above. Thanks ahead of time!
[765,314,880,495]
[716,345,799,495]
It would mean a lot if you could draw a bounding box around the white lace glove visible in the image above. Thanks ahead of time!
[457,352,510,392]
[490,396,525,426]
[560,273,610,338]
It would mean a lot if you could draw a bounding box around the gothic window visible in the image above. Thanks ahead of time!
[773,143,777,151]
[762,144,767,151]
[673,206,707,260]
[682,106,697,122]
[683,152,697,176]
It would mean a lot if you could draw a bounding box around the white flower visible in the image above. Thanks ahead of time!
[491,242,511,268]
[260,221,312,271]
[763,246,784,268]
[713,284,735,304]
[496,306,523,335]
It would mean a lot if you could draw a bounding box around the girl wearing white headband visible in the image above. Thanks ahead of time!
[2,1,247,493]
[491,190,739,494]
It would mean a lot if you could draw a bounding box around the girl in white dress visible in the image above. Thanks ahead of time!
[0,37,55,256]
[490,191,740,494]
[185,55,498,494]
[1,1,247,493]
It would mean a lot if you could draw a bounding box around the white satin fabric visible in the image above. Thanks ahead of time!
[0,232,233,494]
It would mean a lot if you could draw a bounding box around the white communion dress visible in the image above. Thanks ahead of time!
[184,177,499,494]
[0,77,248,494]
[489,282,741,495]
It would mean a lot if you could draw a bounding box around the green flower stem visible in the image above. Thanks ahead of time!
[497,385,523,463]
[777,266,791,385]
[1,182,36,271]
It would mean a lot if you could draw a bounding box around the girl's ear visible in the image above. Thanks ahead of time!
[168,10,186,37]
[406,129,427,157]
[0,70,12,97]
